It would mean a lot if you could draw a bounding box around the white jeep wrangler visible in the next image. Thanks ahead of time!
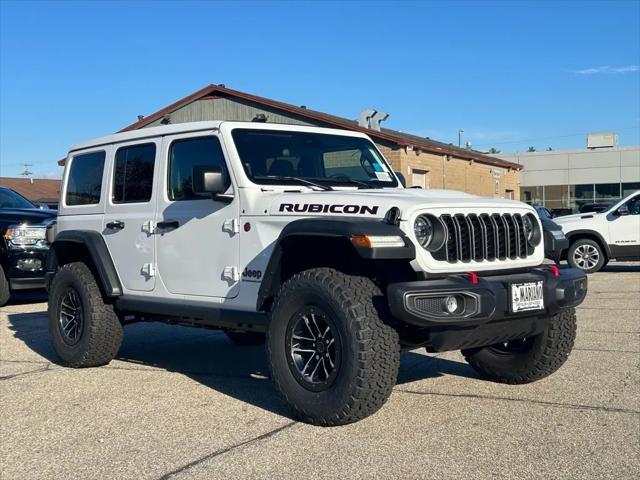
[46,122,588,425]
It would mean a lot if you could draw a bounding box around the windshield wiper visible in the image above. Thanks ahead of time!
[260,176,333,191]
[328,175,383,189]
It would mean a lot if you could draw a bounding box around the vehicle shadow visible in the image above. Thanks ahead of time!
[6,312,479,419]
[600,263,640,273]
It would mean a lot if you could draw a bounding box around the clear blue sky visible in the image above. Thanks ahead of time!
[1,0,639,178]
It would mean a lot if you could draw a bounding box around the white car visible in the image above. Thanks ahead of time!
[555,191,640,273]
[45,121,587,425]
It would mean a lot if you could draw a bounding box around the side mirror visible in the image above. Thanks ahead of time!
[617,205,630,216]
[395,171,406,188]
[192,166,226,196]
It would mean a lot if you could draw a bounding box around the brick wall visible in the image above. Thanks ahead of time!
[375,143,520,199]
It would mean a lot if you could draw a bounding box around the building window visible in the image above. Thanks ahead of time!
[411,169,429,189]
[622,182,640,197]
[521,186,543,204]
[66,151,105,206]
[595,183,620,201]
[505,189,514,200]
[113,143,156,204]
[169,136,230,201]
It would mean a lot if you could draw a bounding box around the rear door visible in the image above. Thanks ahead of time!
[103,140,159,292]
[155,132,240,298]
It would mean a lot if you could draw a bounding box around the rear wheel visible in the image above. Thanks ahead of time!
[567,238,605,273]
[48,262,123,367]
[267,268,400,426]
[0,265,10,307]
[462,308,577,384]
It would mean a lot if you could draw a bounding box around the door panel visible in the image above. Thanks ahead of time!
[103,140,159,292]
[608,194,640,256]
[155,133,240,298]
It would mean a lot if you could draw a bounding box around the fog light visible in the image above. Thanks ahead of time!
[16,258,42,271]
[443,295,459,314]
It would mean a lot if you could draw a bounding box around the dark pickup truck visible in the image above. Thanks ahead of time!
[0,187,56,306]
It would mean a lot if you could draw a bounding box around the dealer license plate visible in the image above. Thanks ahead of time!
[511,281,544,313]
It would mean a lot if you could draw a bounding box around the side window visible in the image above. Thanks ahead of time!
[625,195,640,215]
[66,151,106,206]
[169,137,230,201]
[113,143,156,204]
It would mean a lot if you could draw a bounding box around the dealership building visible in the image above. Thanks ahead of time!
[496,132,640,214]
[59,84,522,198]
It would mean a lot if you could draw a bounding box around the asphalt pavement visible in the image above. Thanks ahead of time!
[1,263,639,479]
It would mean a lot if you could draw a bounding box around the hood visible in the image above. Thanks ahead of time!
[0,208,57,227]
[553,212,603,224]
[267,188,532,218]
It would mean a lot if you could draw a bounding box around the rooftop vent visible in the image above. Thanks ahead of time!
[357,109,389,131]
[587,132,618,149]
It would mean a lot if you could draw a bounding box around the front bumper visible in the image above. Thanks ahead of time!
[388,266,587,328]
[1,247,48,290]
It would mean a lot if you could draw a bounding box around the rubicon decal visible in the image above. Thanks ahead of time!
[279,203,379,215]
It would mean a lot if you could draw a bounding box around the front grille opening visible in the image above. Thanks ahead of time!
[432,212,533,264]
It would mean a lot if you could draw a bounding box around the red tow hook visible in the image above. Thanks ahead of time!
[467,271,479,285]
[549,264,561,277]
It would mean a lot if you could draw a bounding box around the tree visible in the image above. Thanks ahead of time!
[527,146,537,152]
[488,147,501,154]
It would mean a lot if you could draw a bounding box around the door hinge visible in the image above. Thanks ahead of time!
[141,263,156,278]
[222,266,240,282]
[142,220,155,234]
[223,218,239,234]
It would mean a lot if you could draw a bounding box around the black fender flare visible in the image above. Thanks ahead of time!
[564,229,612,258]
[256,217,415,311]
[47,230,122,296]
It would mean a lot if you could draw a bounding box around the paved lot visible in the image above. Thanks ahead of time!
[1,264,639,479]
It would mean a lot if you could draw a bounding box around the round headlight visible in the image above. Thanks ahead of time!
[523,214,534,242]
[414,215,433,248]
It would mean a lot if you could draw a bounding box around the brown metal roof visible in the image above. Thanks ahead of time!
[60,84,522,170]
[0,177,61,203]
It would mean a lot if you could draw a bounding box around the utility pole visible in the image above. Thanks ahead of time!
[458,129,464,148]
[20,163,33,181]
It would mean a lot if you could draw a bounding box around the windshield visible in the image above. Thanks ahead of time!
[231,129,398,188]
[0,188,36,209]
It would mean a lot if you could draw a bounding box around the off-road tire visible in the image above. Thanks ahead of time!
[462,308,577,384]
[224,330,266,346]
[0,265,10,307]
[567,238,605,273]
[48,262,123,367]
[267,268,400,426]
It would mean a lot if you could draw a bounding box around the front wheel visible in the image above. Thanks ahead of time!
[0,265,10,307]
[48,262,123,367]
[567,238,605,273]
[462,308,577,384]
[267,268,400,426]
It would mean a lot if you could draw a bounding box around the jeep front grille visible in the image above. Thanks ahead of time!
[433,213,533,263]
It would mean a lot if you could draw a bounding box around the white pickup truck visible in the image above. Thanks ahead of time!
[555,191,640,273]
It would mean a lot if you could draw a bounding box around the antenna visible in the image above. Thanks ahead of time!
[20,163,33,177]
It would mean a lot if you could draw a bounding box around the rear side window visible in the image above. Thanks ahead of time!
[169,137,230,200]
[113,143,156,203]
[66,151,106,206]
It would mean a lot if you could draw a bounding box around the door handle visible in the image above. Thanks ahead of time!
[157,220,180,230]
[106,220,125,230]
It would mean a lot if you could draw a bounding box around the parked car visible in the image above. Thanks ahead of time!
[46,121,587,425]
[0,187,56,306]
[579,201,615,214]
[554,190,640,273]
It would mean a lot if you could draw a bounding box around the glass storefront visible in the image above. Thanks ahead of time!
[520,182,640,215]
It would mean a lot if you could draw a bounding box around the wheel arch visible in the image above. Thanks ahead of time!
[564,230,611,261]
[46,230,122,297]
[256,218,415,312]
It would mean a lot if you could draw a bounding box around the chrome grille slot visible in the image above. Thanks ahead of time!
[433,212,532,263]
